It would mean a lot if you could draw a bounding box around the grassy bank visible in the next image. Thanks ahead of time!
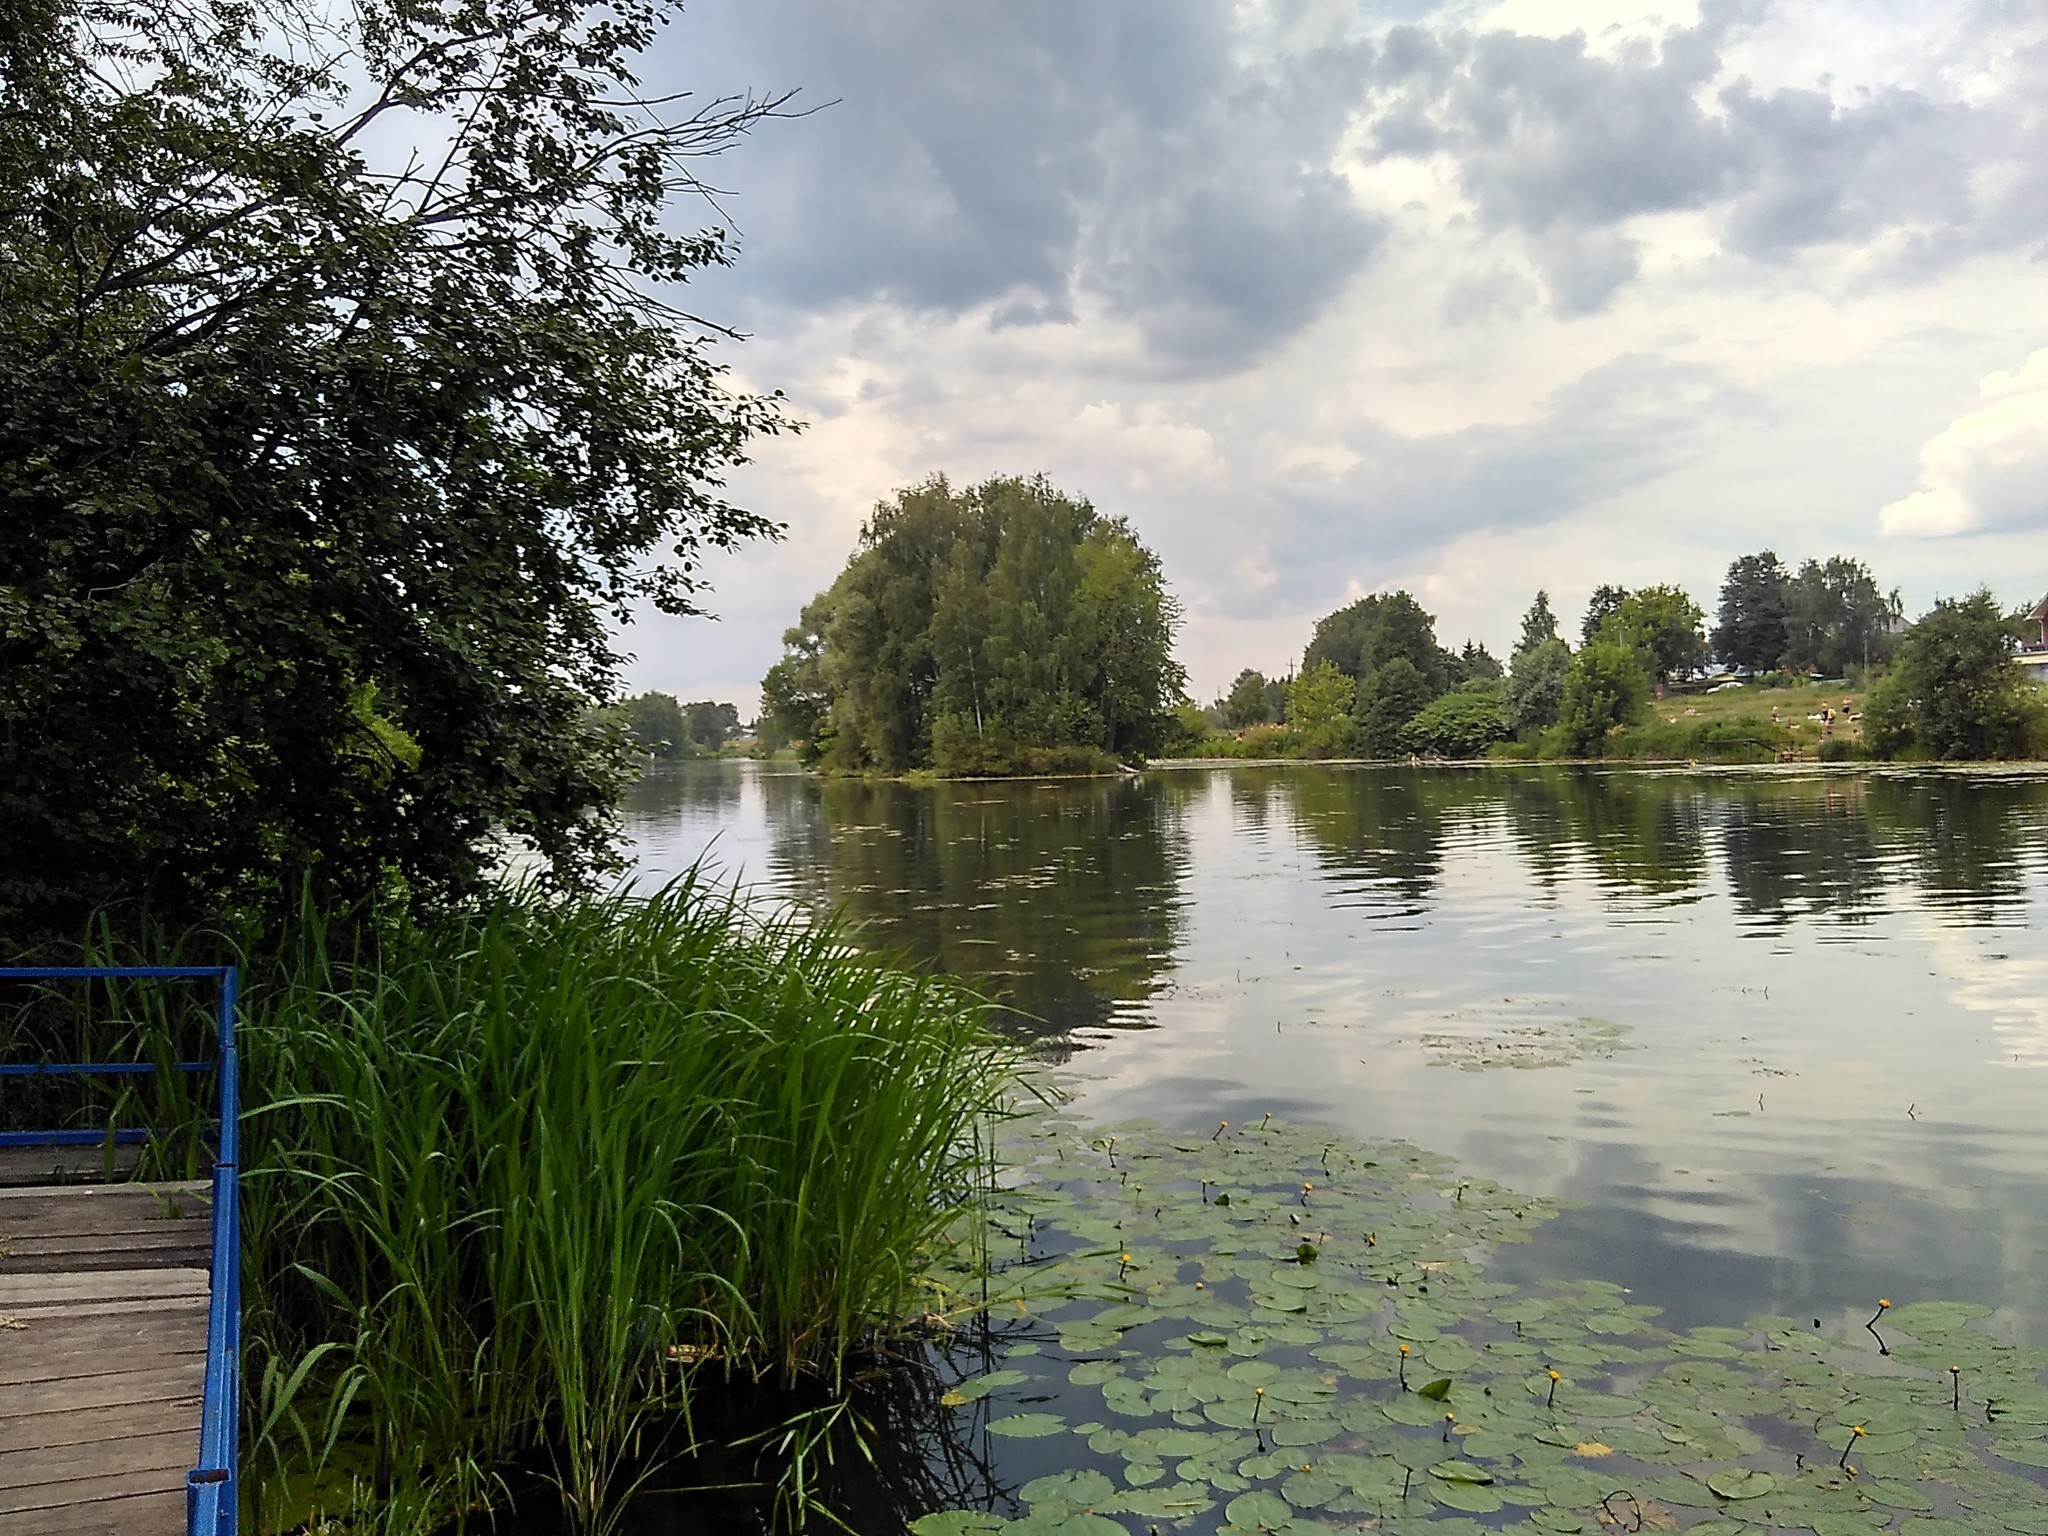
[1166,682,1875,766]
[35,877,1016,1533]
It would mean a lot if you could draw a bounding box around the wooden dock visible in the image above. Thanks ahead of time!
[0,1174,212,1536]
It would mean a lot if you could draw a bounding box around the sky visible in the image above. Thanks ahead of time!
[614,0,2048,713]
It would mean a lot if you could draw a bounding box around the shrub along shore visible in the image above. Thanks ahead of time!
[44,876,1015,1534]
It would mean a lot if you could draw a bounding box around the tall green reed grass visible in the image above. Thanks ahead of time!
[226,873,1015,1533]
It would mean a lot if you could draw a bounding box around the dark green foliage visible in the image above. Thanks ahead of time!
[766,477,1185,775]
[1552,642,1652,755]
[1302,591,1450,693]
[1457,639,1503,682]
[1400,691,1507,757]
[1502,637,1571,732]
[1516,590,1560,655]
[594,695,741,758]
[684,701,742,749]
[1781,557,1901,675]
[1580,584,1629,644]
[1864,591,2048,760]
[1223,668,1279,728]
[0,0,787,947]
[760,610,833,757]
[1713,552,1790,672]
[1356,656,1434,757]
[1597,585,1708,684]
[596,693,689,758]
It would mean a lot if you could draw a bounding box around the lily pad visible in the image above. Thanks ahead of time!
[944,1368,1031,1403]
[988,1412,1067,1439]
[1225,1489,1292,1529]
[1435,1480,1505,1513]
[1708,1468,1778,1500]
[1429,1460,1495,1484]
[909,1514,1007,1536]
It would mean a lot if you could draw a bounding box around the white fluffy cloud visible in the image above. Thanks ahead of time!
[1881,349,2048,539]
[612,0,2048,710]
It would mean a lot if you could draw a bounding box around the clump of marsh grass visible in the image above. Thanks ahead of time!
[235,873,1017,1533]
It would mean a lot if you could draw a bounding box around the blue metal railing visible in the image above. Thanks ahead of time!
[0,965,239,1536]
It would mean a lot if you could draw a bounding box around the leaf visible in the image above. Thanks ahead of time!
[1429,1460,1495,1484]
[909,1514,1007,1536]
[1706,1468,1777,1500]
[1573,1441,1615,1457]
[1225,1489,1292,1529]
[947,1368,1030,1402]
[1020,1469,1117,1506]
[1865,1481,1936,1512]
[1416,1377,1454,1400]
[988,1412,1067,1438]
[1436,1481,1505,1513]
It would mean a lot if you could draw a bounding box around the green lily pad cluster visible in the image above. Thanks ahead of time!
[913,1114,2048,1536]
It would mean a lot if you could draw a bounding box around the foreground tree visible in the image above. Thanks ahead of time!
[767,476,1185,774]
[1502,637,1572,733]
[1286,662,1356,754]
[1581,584,1630,644]
[1223,668,1279,729]
[1,0,788,943]
[1864,592,2048,760]
[1781,557,1901,676]
[1516,591,1560,656]
[1356,657,1434,757]
[1555,642,1652,755]
[1302,591,1452,693]
[1713,553,1791,672]
[1599,586,1708,687]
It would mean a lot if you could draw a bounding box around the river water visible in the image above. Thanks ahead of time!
[625,761,2048,1352]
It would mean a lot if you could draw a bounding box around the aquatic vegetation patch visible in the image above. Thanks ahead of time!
[915,1114,2048,1535]
[1418,1012,1635,1071]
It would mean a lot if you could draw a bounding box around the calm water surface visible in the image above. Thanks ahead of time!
[625,761,2048,1344]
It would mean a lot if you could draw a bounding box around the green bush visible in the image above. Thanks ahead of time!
[1400,692,1507,757]
[1863,591,2048,761]
[1287,662,1358,756]
[1550,642,1652,756]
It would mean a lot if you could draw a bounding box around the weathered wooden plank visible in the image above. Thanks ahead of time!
[0,1487,184,1536]
[0,1397,198,1456]
[0,1146,145,1188]
[0,1232,212,1275]
[0,1427,193,1491]
[0,1360,204,1417]
[0,1187,205,1212]
[0,1306,206,1366]
[0,1267,207,1307]
[0,1182,214,1534]
[0,1332,205,1389]
[0,1190,210,1236]
[0,1461,189,1515]
[0,1302,208,1335]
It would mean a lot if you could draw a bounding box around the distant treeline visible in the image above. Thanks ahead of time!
[762,478,2048,774]
[760,476,1183,776]
[1190,552,2046,764]
[594,694,744,759]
